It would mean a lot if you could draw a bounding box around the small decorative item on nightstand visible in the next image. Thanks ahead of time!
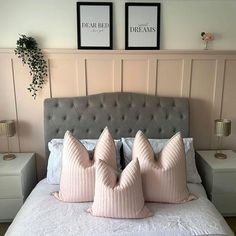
[214,119,231,159]
[0,120,16,161]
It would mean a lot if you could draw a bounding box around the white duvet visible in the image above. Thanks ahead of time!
[6,180,234,236]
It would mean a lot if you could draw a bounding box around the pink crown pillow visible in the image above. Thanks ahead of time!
[88,158,152,219]
[133,131,196,203]
[53,127,117,202]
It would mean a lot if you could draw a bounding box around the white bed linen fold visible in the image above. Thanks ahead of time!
[6,180,234,236]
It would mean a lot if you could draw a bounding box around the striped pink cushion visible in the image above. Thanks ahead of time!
[88,158,152,219]
[53,127,117,202]
[133,131,196,203]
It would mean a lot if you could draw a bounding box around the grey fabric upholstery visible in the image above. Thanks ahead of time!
[44,92,189,158]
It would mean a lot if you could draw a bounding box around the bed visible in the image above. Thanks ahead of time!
[5,92,234,236]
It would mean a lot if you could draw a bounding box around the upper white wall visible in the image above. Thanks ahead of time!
[1,0,236,49]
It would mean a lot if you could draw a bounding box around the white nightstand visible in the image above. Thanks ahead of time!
[196,150,236,216]
[0,153,36,222]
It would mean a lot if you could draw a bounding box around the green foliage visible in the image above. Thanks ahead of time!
[14,35,48,99]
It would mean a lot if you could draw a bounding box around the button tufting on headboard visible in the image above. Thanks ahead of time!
[44,92,189,159]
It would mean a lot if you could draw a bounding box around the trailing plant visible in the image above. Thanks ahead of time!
[14,35,48,99]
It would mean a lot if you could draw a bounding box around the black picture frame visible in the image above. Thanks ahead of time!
[77,2,113,49]
[125,3,161,50]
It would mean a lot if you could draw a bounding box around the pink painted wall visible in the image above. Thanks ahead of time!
[0,49,236,179]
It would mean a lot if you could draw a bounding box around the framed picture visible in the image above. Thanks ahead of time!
[125,3,161,50]
[77,2,113,49]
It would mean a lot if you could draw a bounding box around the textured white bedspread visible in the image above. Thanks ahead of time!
[6,180,234,236]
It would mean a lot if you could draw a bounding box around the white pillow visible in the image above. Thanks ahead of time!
[121,137,201,184]
[47,138,122,184]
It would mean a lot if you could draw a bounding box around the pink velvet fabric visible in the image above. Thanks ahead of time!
[88,158,152,218]
[132,131,196,203]
[53,127,117,202]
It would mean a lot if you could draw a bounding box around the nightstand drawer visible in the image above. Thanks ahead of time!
[0,153,36,221]
[213,172,236,193]
[0,198,23,221]
[211,193,236,215]
[197,150,236,216]
[0,176,22,198]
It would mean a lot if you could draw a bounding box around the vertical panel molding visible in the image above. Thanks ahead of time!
[155,60,159,95]
[11,58,21,152]
[113,58,122,92]
[219,59,236,150]
[77,57,87,96]
[0,55,20,153]
[147,59,157,95]
[181,59,192,97]
[47,59,52,98]
[211,59,226,148]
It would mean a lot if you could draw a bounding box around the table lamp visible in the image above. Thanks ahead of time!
[0,120,16,160]
[214,119,231,159]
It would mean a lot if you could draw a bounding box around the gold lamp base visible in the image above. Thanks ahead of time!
[214,152,227,159]
[3,153,16,161]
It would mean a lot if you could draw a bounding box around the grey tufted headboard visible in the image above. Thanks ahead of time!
[44,92,189,158]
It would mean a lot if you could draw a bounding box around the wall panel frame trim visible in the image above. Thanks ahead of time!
[1,48,236,178]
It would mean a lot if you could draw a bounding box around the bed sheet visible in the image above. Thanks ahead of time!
[6,180,234,236]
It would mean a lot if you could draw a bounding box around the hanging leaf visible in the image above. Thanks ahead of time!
[14,34,48,99]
